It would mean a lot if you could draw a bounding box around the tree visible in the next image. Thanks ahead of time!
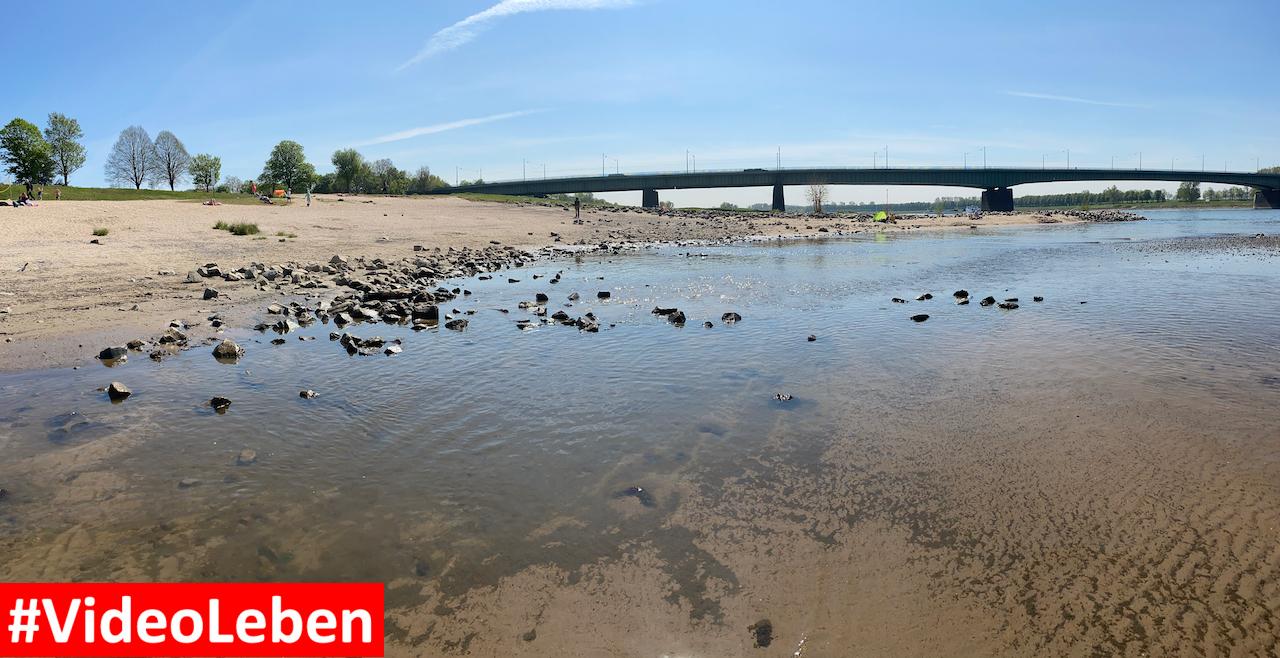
[261,140,312,191]
[190,154,221,192]
[152,131,191,191]
[370,158,395,193]
[43,113,86,185]
[407,166,448,193]
[331,148,364,193]
[222,175,243,194]
[1175,181,1201,202]
[105,126,155,189]
[806,184,829,214]
[718,201,739,210]
[0,118,55,185]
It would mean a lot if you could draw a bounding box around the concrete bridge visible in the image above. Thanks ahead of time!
[431,167,1280,210]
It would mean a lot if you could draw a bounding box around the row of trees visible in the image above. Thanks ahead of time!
[319,149,449,195]
[105,126,222,191]
[0,114,87,185]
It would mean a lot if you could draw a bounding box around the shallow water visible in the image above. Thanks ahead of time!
[2,208,1279,654]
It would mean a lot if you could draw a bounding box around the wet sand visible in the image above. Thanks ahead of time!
[0,196,1082,371]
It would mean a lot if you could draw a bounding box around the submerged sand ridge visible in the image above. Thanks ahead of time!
[0,196,1117,371]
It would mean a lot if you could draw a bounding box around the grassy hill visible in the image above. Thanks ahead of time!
[0,183,258,204]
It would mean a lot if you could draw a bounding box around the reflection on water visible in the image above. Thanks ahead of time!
[1,209,1278,653]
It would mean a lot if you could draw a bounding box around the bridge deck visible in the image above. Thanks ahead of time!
[434,167,1280,197]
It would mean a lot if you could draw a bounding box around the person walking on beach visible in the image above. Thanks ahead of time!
[574,196,581,219]
[37,187,42,201]
[305,183,314,207]
[24,181,33,197]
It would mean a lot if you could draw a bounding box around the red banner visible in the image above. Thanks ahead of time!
[0,583,383,657]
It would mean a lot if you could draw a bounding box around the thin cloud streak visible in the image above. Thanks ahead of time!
[398,0,635,70]
[357,109,545,146]
[1005,91,1148,109]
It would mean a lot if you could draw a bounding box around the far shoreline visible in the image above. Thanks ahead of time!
[0,197,1138,373]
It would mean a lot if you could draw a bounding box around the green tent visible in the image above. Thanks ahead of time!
[873,210,889,222]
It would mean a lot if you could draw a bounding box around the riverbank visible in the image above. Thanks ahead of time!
[0,197,1132,372]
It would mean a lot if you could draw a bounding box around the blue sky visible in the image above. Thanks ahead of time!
[7,0,1279,205]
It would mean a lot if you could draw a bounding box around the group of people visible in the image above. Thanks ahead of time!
[6,181,60,207]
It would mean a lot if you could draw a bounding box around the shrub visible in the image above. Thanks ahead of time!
[92,227,109,236]
[213,221,260,236]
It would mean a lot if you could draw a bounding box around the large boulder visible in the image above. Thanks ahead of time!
[212,339,244,361]
[106,381,131,401]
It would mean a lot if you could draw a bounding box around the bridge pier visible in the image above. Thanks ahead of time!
[642,188,659,208]
[981,187,1015,212]
[772,184,785,212]
[1255,189,1280,209]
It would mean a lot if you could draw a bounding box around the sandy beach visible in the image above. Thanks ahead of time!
[0,196,1084,371]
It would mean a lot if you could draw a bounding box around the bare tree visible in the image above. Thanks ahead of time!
[105,126,155,189]
[806,184,829,214]
[152,131,191,191]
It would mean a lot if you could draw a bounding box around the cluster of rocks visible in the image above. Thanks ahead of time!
[899,289,1046,322]
[97,316,227,366]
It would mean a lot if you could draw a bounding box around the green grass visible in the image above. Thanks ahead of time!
[0,184,260,205]
[213,221,260,236]
[92,227,109,236]
[275,231,297,238]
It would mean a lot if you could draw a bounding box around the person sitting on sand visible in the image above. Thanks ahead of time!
[203,199,222,206]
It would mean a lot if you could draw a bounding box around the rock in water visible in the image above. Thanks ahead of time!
[177,478,200,489]
[774,393,793,401]
[444,319,468,331]
[384,345,403,356]
[956,297,970,305]
[911,314,930,322]
[236,448,256,465]
[998,301,1019,310]
[211,339,244,361]
[668,311,686,325]
[210,397,232,412]
[299,389,318,399]
[98,345,128,361]
[596,291,611,300]
[535,293,549,303]
[106,381,131,401]
[704,321,714,329]
[953,290,969,298]
[748,619,773,648]
[916,293,933,301]
[807,334,817,342]
[613,486,656,508]
[979,296,996,307]
[1033,296,1044,302]
[891,298,906,304]
[721,312,742,323]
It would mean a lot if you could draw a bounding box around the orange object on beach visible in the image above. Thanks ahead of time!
[273,189,285,197]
